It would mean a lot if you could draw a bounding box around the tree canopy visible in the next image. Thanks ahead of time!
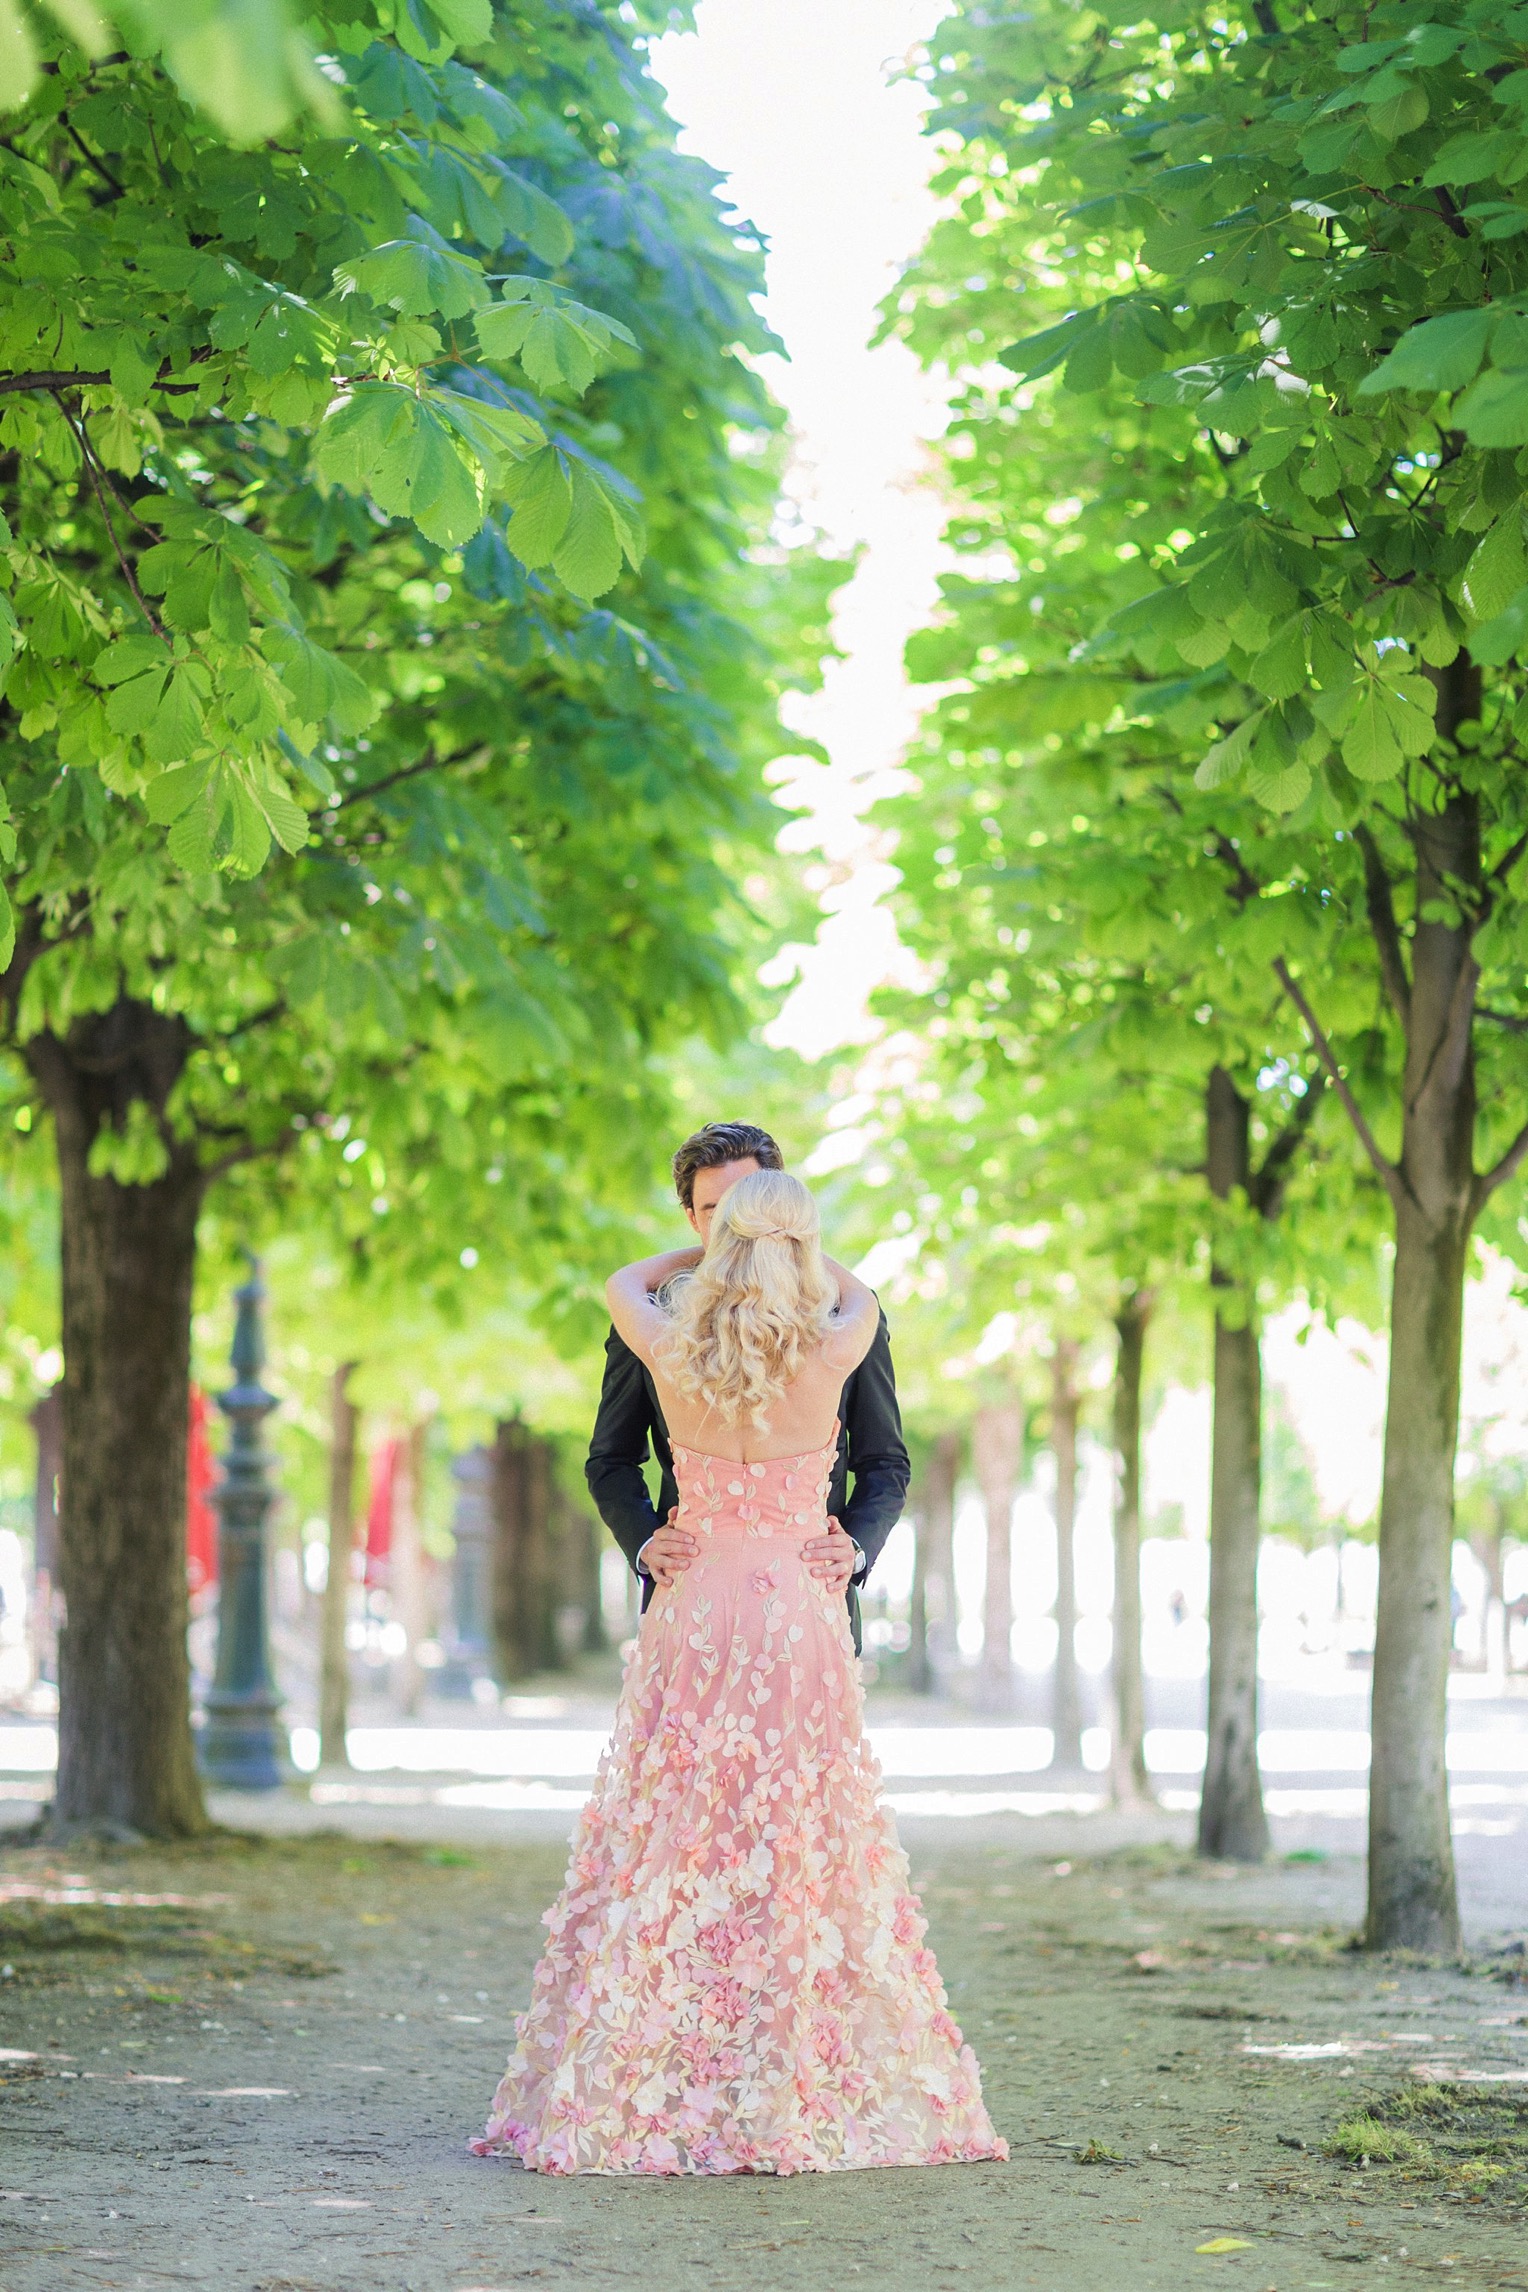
[873,0,1528,1944]
[0,0,830,1836]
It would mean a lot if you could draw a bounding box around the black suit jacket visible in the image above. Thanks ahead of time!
[585,1311,911,1652]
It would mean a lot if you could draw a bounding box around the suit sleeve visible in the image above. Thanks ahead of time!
[838,1309,912,1584]
[585,1326,663,1576]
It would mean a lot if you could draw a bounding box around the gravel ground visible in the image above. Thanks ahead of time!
[0,1825,1524,2292]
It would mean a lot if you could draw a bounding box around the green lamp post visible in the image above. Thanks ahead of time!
[199,1257,286,1789]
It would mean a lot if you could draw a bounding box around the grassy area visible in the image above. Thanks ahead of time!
[1327,2082,1528,2209]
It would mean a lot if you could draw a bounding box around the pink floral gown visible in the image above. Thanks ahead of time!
[470,1430,1008,2176]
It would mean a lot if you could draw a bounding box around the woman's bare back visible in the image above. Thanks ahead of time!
[605,1240,878,1464]
[648,1326,863,1463]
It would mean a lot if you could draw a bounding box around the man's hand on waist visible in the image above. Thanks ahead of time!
[636,1506,698,1589]
[803,1516,858,1598]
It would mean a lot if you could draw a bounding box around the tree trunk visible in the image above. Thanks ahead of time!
[1481,1512,1508,1681]
[25,1000,207,1839]
[567,1489,607,1655]
[390,1422,430,1715]
[973,1399,1022,1711]
[1109,1292,1153,1805]
[1365,749,1481,1954]
[1050,1339,1083,1773]
[1200,1065,1269,1862]
[916,1431,959,1690]
[1368,1205,1468,1948]
[491,1419,560,1680]
[907,1495,930,1694]
[319,1365,358,1768]
[28,1386,61,1688]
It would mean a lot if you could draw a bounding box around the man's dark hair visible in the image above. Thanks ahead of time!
[672,1121,784,1210]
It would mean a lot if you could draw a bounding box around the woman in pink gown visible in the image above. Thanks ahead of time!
[471,1171,1007,2177]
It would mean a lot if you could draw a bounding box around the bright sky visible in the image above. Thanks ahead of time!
[652,0,951,1058]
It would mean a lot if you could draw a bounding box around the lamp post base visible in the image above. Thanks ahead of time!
[198,1694,287,1791]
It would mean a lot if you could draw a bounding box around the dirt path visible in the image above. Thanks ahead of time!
[0,1831,1523,2292]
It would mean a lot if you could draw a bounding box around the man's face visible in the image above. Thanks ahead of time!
[686,1156,762,1244]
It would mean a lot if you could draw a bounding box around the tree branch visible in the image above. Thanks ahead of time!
[332,745,487,810]
[52,394,169,643]
[1249,1068,1327,1218]
[1488,825,1528,891]
[1208,830,1262,906]
[1271,955,1406,1211]
[1478,1005,1528,1035]
[65,121,124,199]
[199,1134,289,1183]
[1354,820,1411,1025]
[215,999,287,1045]
[0,363,202,398]
[1474,1113,1528,1213]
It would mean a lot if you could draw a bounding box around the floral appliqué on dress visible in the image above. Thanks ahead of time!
[470,1430,1008,2176]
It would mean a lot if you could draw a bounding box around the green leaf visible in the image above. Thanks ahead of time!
[276,728,337,800]
[261,625,377,733]
[249,773,310,855]
[441,59,522,144]
[490,166,575,267]
[420,0,492,44]
[154,0,341,144]
[498,444,573,568]
[144,662,210,765]
[1063,325,1114,394]
[1247,756,1312,812]
[1341,668,1435,780]
[1461,201,1528,241]
[311,384,465,543]
[105,666,171,738]
[108,331,159,406]
[336,217,489,320]
[223,779,272,876]
[1105,583,1204,656]
[0,589,22,682]
[1424,130,1514,187]
[1358,309,1495,396]
[999,312,1094,383]
[165,787,216,873]
[552,462,630,601]
[1248,616,1308,701]
[430,388,543,484]
[1461,515,1528,621]
[0,0,40,116]
[208,557,250,645]
[1195,711,1262,791]
[143,760,210,824]
[94,635,168,689]
[1455,361,1528,447]
[1469,580,1528,665]
[475,281,638,397]
[404,408,486,546]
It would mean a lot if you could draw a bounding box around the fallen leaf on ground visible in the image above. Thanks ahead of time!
[1196,2238,1255,2254]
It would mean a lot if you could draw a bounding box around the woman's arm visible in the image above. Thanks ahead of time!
[605,1246,704,1362]
[820,1254,880,1373]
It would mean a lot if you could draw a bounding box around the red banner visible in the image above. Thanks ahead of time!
[186,1386,218,1594]
[365,1437,399,1589]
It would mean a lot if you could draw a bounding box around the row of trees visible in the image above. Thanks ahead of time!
[858,0,1528,1952]
[0,4,827,1835]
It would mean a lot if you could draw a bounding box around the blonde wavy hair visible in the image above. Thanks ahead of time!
[658,1169,837,1427]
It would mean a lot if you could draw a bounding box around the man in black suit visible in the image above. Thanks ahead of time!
[585,1120,911,1650]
